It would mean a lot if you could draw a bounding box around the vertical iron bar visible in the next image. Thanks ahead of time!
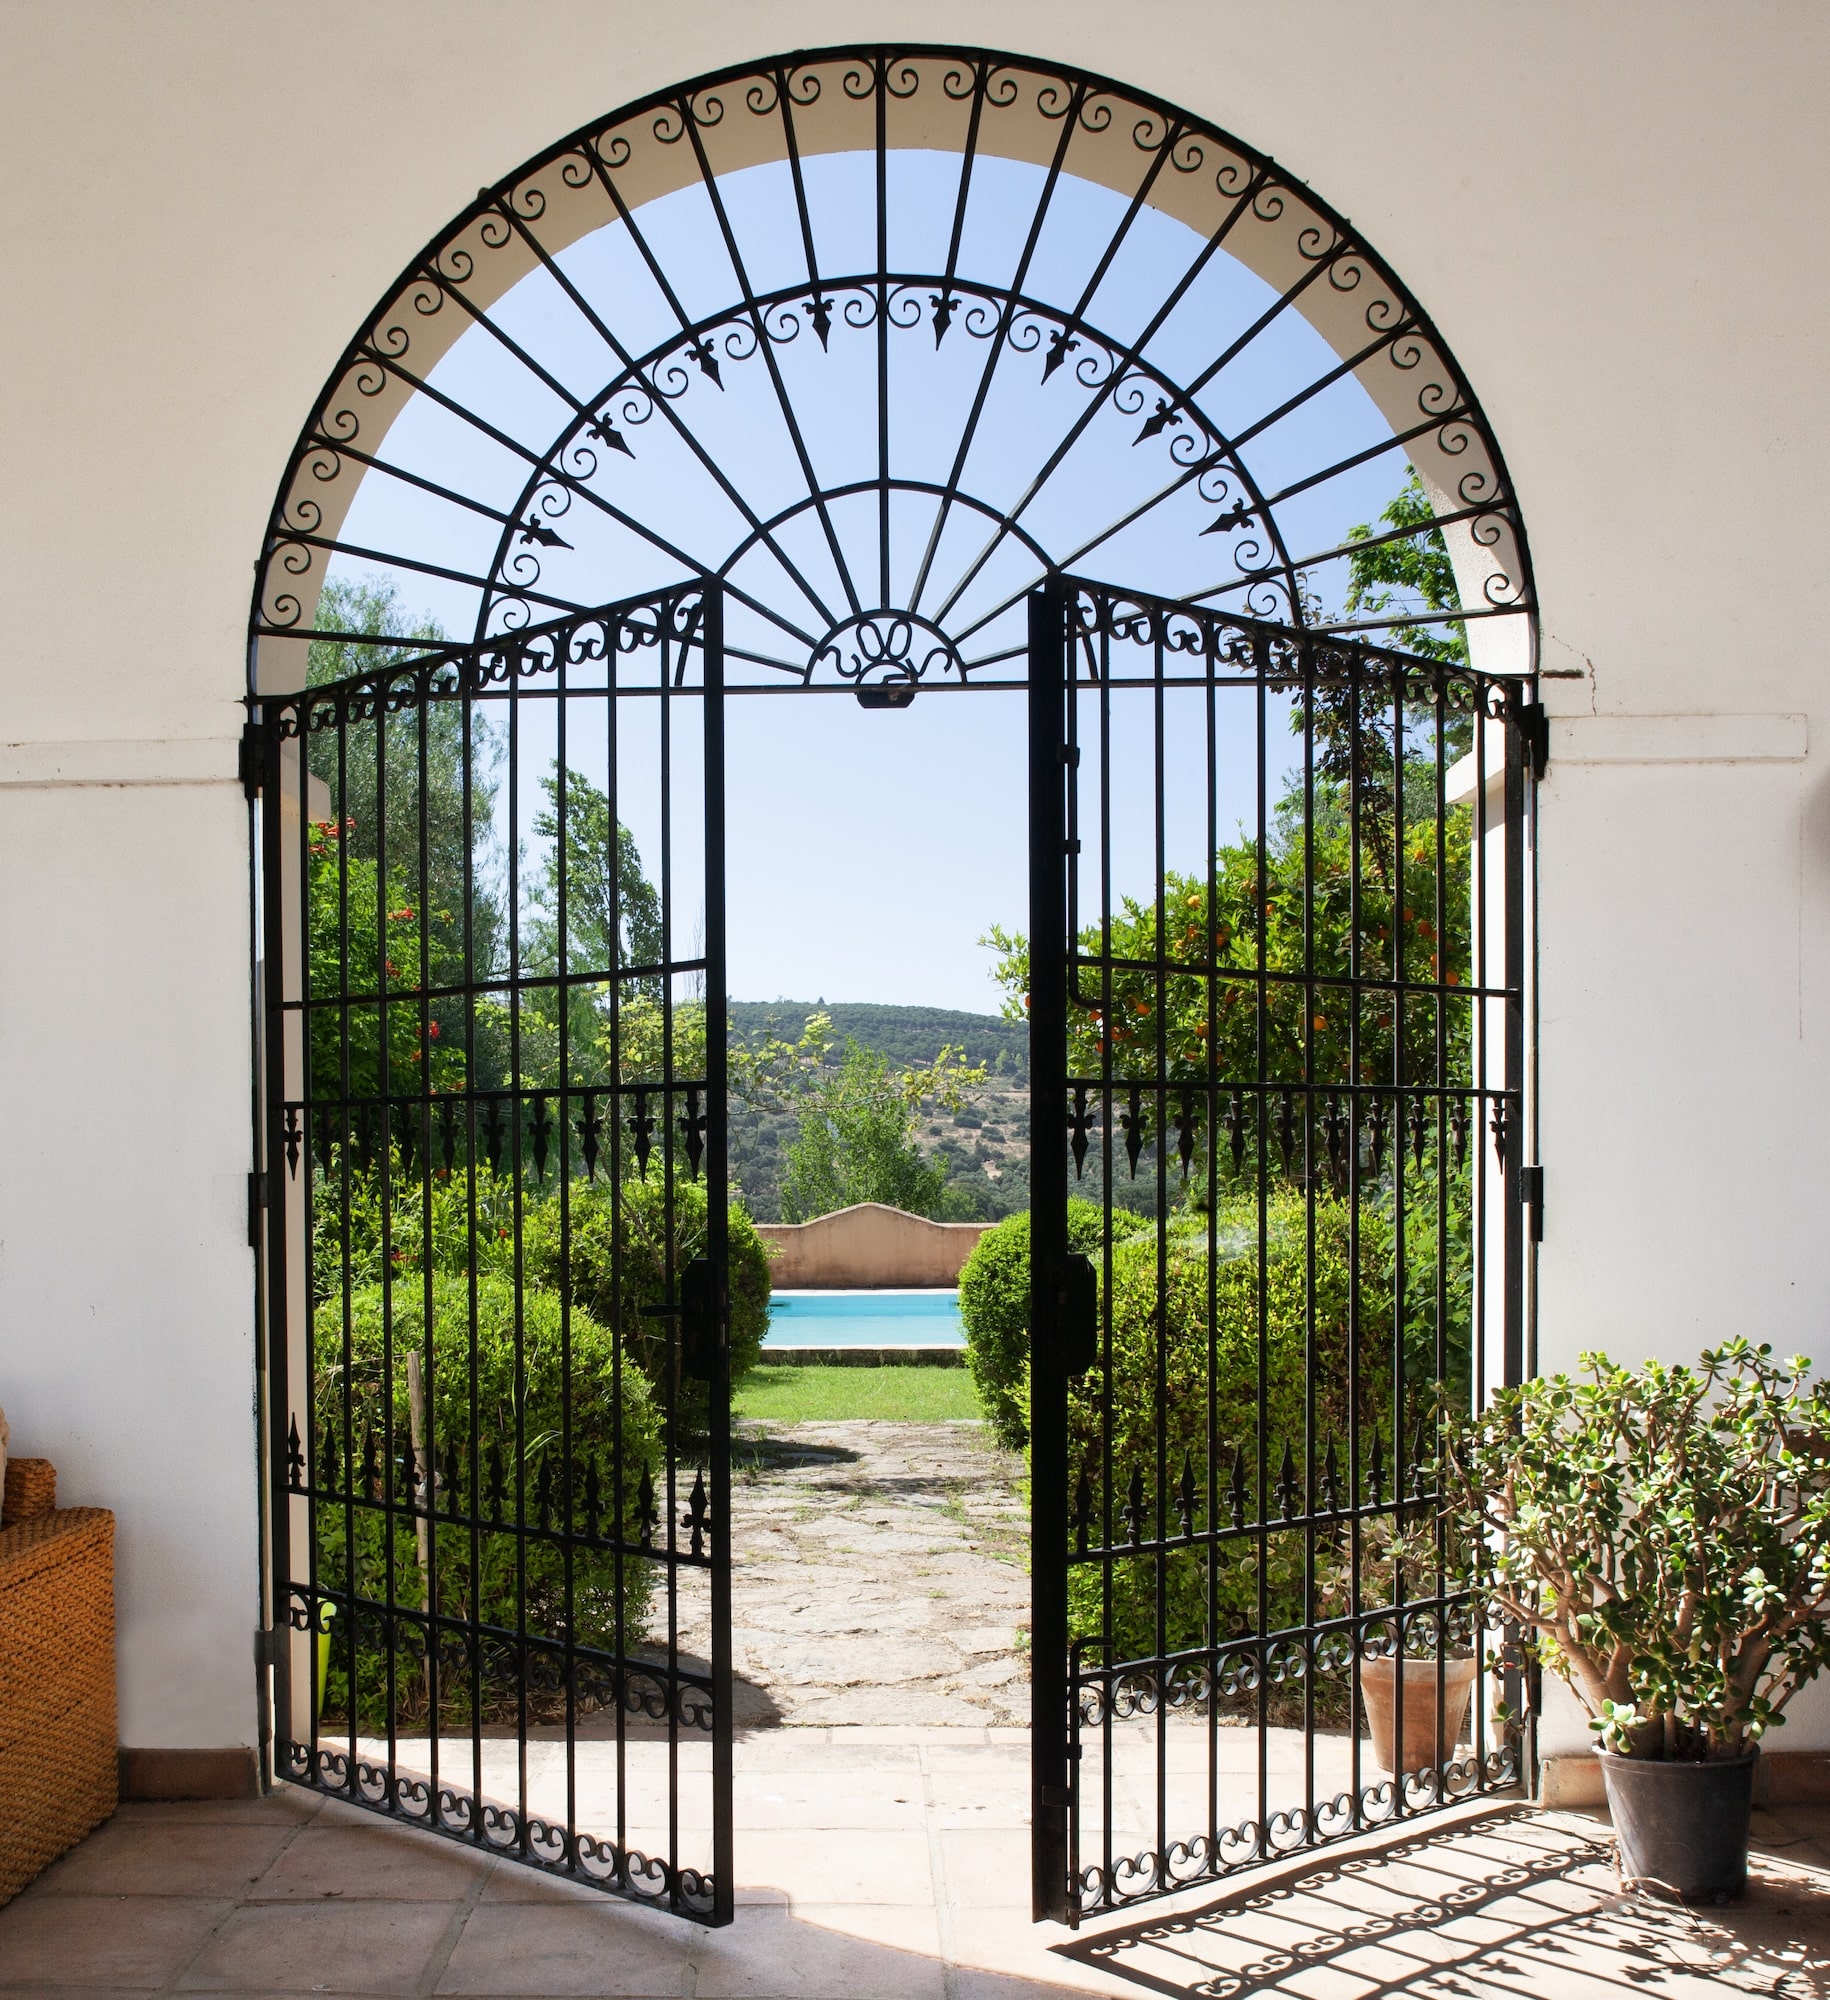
[259,715,295,1772]
[1028,580,1072,1925]
[704,588,734,1927]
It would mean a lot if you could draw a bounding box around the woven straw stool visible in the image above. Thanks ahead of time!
[0,1457,117,1905]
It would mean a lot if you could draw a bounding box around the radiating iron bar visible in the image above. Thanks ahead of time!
[671,103,867,621]
[1189,499,1510,610]
[269,530,585,623]
[938,227,1381,641]
[720,468,1053,578]
[489,155,842,638]
[922,119,1217,621]
[944,278,1408,639]
[908,77,1087,621]
[327,321,823,654]
[1014,400,1475,618]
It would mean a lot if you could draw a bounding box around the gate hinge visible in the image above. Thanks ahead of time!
[1518,1164,1544,1241]
[1517,700,1549,780]
[248,1170,267,1249]
[253,1625,283,1671]
[239,722,264,800]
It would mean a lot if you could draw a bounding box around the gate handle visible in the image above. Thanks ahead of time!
[680,1257,723,1385]
[1064,1253,1098,1379]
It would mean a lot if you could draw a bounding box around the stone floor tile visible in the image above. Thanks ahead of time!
[734,1827,935,1905]
[254,1820,492,1901]
[436,1899,694,1996]
[31,1816,294,1897]
[692,1905,947,1999]
[113,1790,323,1825]
[935,1827,1038,1907]
[0,1894,233,1989]
[176,1900,453,1993]
[733,1770,928,1830]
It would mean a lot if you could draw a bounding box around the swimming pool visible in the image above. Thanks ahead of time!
[763,1289,965,1349]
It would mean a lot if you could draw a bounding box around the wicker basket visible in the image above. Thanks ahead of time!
[0,1458,117,1905]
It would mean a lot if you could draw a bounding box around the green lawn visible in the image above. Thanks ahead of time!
[733,1364,985,1422]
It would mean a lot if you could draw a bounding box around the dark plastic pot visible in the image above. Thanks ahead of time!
[1597,1746,1758,1902]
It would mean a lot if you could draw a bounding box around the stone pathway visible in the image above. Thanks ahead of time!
[705,1418,1031,1729]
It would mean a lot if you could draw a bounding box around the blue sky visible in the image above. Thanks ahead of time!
[326,150,1414,1011]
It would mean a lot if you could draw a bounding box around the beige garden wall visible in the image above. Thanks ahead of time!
[1,1,1826,1762]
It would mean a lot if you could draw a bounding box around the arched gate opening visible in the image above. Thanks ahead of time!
[247,45,1539,1929]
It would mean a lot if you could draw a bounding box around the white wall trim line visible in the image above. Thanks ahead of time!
[1553,713,1808,765]
[0,739,239,789]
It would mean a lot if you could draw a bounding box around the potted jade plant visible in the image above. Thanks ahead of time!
[1438,1340,1830,1902]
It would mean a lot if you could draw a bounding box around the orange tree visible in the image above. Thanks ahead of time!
[306,816,468,1108]
[985,777,1473,1133]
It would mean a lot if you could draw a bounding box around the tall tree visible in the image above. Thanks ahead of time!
[306,578,505,995]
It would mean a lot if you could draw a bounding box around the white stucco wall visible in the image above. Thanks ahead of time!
[2,2,1827,1758]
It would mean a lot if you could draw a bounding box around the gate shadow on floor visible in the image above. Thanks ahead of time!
[1050,1806,1830,1999]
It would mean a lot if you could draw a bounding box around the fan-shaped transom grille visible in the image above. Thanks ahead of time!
[252,48,1532,694]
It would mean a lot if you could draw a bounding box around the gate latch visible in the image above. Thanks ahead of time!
[1063,1253,1098,1378]
[680,1257,723,1384]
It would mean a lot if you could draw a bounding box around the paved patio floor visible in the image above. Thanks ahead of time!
[5,1728,1830,1998]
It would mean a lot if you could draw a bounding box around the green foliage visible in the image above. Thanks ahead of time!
[313,1274,658,1730]
[1438,1342,1830,1761]
[306,578,505,1011]
[735,1364,984,1423]
[958,1200,1138,1450]
[517,767,669,1094]
[728,1001,1028,1078]
[523,1173,772,1433]
[1065,1194,1394,1675]
[754,1020,986,1223]
[306,820,468,1107]
[984,802,1469,1120]
[1343,471,1470,672]
[1342,471,1474,760]
[314,1153,773,1432]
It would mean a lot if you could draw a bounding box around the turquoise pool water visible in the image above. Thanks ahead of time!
[764,1289,964,1349]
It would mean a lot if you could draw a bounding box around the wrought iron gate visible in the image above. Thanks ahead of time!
[1029,577,1532,1923]
[255,583,733,1923]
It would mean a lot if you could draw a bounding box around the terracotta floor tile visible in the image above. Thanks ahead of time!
[175,1900,452,1993]
[734,1827,934,1905]
[0,1893,232,1988]
[435,1899,694,1996]
[254,1820,491,1901]
[32,1817,293,1897]
[115,1790,322,1825]
[935,1828,1036,1907]
[692,1905,947,1998]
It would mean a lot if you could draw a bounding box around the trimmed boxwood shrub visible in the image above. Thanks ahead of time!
[962,1192,1401,1684]
[313,1273,660,1731]
[958,1198,1136,1450]
[1067,1194,1394,1683]
[525,1174,772,1433]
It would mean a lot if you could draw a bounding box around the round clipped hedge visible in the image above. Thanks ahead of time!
[524,1174,772,1433]
[1067,1193,1392,1679]
[960,1192,1396,1680]
[957,1197,1131,1450]
[313,1272,660,1730]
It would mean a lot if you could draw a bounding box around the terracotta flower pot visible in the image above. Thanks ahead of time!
[1598,1747,1757,1902]
[1360,1655,1477,1775]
